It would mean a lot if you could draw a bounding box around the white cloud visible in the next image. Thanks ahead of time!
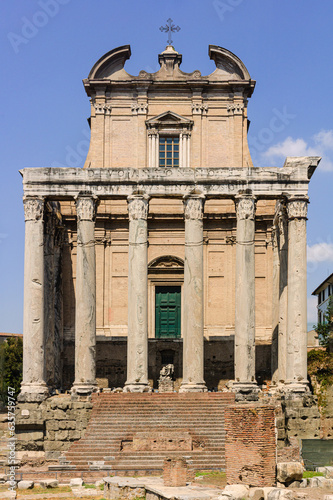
[307,243,333,263]
[262,129,333,172]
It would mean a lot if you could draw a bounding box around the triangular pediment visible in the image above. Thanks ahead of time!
[146,111,193,127]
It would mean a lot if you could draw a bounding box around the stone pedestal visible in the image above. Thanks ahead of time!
[285,197,309,396]
[19,197,49,402]
[71,195,98,397]
[180,194,207,393]
[232,194,259,400]
[124,194,150,393]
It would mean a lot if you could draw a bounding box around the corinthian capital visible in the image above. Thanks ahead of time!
[23,197,44,222]
[235,195,256,221]
[75,195,98,222]
[287,197,309,220]
[184,195,205,220]
[127,195,149,221]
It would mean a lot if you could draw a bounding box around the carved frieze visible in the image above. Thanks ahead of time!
[132,103,148,115]
[93,103,112,115]
[227,103,244,115]
[75,196,98,222]
[127,195,149,221]
[287,198,308,220]
[235,196,256,220]
[191,103,208,115]
[23,197,44,222]
[184,196,205,220]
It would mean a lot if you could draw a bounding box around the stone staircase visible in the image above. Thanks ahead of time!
[65,392,235,472]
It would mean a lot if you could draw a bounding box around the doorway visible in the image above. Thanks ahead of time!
[155,286,181,338]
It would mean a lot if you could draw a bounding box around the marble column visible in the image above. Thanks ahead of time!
[71,195,98,396]
[233,194,259,399]
[271,223,280,385]
[44,210,56,390]
[124,194,150,392]
[277,203,288,385]
[54,224,64,390]
[180,194,207,393]
[19,197,49,402]
[285,196,309,395]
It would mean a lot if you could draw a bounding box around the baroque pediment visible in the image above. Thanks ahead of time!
[146,111,193,130]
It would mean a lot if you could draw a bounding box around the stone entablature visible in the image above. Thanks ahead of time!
[21,158,318,199]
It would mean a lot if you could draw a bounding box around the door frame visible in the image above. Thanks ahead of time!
[155,285,182,339]
[148,278,183,339]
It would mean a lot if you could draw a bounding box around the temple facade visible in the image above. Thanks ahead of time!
[18,44,320,402]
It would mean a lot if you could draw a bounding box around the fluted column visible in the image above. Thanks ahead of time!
[233,194,259,400]
[71,195,98,396]
[285,197,309,395]
[19,197,49,402]
[180,194,207,393]
[124,194,150,392]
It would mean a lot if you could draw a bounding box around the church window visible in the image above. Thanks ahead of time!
[159,136,179,167]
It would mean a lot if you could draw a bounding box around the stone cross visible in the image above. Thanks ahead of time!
[159,18,181,46]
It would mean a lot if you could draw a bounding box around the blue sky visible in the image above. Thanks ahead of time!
[1,0,332,333]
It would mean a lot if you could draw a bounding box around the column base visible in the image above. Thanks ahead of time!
[229,381,260,402]
[71,382,98,398]
[283,381,309,399]
[179,382,208,393]
[123,383,152,393]
[18,383,49,403]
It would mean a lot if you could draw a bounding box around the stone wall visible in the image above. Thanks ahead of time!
[15,396,92,461]
[61,339,271,392]
[225,405,276,487]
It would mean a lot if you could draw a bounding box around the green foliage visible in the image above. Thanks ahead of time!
[308,349,333,410]
[314,295,333,348]
[303,470,324,478]
[0,336,23,403]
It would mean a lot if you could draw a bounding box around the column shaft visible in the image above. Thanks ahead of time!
[180,195,207,393]
[19,197,48,402]
[44,211,55,389]
[233,195,259,399]
[71,195,98,396]
[54,225,64,390]
[124,195,150,392]
[286,198,309,394]
[271,224,280,384]
[278,206,288,384]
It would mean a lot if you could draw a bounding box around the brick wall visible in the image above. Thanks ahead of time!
[163,457,188,487]
[225,404,276,487]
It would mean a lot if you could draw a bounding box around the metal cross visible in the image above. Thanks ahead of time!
[159,18,181,46]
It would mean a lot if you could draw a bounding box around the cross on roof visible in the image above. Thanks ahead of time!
[159,18,181,46]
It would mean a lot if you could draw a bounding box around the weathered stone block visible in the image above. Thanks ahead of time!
[39,479,59,488]
[54,430,69,440]
[46,420,59,431]
[18,480,34,489]
[276,462,303,484]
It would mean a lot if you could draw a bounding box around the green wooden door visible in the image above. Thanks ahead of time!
[155,286,181,338]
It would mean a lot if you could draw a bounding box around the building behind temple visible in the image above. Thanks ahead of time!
[19,43,320,403]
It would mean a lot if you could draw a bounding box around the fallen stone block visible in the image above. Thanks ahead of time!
[39,478,59,488]
[287,480,300,488]
[299,479,307,488]
[0,491,16,499]
[219,484,249,499]
[324,496,333,500]
[276,462,304,484]
[267,488,293,499]
[248,487,265,500]
[70,478,83,487]
[17,480,34,489]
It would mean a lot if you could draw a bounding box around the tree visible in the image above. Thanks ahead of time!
[0,336,23,403]
[314,295,333,349]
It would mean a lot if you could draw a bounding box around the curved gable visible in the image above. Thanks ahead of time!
[208,45,251,81]
[88,45,131,79]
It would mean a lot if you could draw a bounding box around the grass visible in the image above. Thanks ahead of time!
[195,470,226,478]
[17,485,72,495]
[194,470,227,488]
[303,470,325,478]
